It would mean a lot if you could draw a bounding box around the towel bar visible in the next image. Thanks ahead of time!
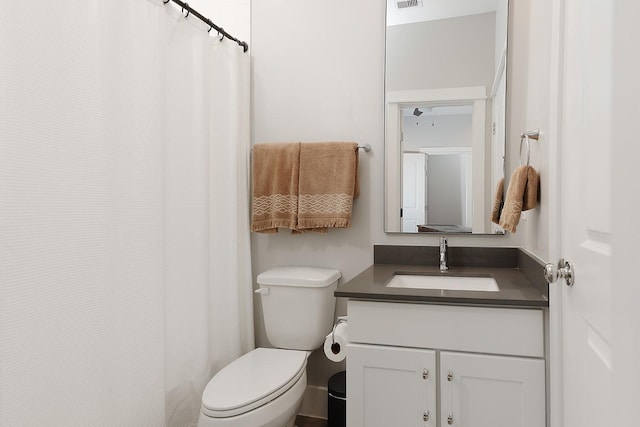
[251,143,372,153]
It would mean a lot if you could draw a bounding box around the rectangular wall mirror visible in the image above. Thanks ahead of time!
[384,0,509,234]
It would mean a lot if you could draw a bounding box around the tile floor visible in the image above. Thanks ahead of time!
[295,415,328,427]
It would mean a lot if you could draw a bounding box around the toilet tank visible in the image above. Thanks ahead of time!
[257,267,341,351]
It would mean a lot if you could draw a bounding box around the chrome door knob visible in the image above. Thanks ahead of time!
[544,258,575,286]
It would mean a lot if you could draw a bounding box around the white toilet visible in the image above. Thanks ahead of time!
[197,267,341,427]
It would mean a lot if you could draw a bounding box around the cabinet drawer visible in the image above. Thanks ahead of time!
[348,300,544,357]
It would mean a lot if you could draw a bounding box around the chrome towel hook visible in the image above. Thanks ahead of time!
[519,129,540,167]
[521,129,540,140]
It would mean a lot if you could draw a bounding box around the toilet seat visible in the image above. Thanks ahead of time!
[201,348,307,418]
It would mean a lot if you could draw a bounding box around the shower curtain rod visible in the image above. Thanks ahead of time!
[163,0,249,52]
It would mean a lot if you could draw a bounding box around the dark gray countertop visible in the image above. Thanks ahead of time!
[335,264,549,308]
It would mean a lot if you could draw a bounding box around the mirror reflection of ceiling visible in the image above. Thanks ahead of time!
[386,0,501,26]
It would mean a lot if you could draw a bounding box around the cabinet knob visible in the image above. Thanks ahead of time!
[423,410,429,422]
[448,413,454,425]
[422,369,429,379]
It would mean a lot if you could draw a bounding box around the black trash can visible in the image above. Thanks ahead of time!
[327,371,346,427]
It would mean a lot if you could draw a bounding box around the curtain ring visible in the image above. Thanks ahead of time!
[182,3,190,18]
[208,25,213,33]
[218,28,224,41]
[163,0,170,4]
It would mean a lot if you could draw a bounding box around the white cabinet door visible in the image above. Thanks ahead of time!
[440,352,545,427]
[347,344,436,427]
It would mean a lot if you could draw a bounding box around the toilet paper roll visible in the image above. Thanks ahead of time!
[324,322,348,362]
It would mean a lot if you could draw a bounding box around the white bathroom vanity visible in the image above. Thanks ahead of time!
[336,250,549,427]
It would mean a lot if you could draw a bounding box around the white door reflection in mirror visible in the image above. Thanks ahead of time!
[426,150,472,232]
[401,152,426,232]
[385,87,486,233]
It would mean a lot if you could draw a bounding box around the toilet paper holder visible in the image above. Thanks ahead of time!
[331,316,348,345]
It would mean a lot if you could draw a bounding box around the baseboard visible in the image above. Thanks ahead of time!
[298,385,328,419]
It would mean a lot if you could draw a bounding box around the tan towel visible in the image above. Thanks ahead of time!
[490,178,504,225]
[522,167,539,212]
[296,142,359,232]
[251,143,300,233]
[499,165,539,233]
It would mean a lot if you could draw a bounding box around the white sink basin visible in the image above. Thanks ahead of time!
[385,273,499,292]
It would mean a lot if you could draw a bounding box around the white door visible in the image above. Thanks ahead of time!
[347,344,436,427]
[402,152,426,232]
[554,1,613,426]
[610,3,640,426]
[460,152,473,228]
[440,351,545,427]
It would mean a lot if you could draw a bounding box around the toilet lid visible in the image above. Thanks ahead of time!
[201,348,307,418]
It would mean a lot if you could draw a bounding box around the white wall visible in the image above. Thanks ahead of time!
[495,0,509,67]
[403,114,473,226]
[250,0,385,388]
[428,155,464,225]
[185,0,250,44]
[203,0,557,412]
[508,0,553,262]
[386,12,496,91]
[190,0,552,398]
[403,114,472,150]
[191,0,553,407]
[250,0,532,397]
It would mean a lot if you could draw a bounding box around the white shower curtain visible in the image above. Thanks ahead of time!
[0,1,253,426]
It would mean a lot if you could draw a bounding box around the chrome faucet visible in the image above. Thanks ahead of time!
[439,237,449,271]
